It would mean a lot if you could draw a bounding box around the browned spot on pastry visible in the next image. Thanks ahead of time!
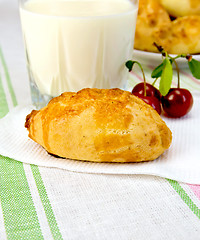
[25,110,38,129]
[149,135,158,147]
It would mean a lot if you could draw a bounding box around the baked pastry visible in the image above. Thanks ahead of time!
[159,0,200,17]
[169,16,200,54]
[25,88,172,163]
[134,0,172,53]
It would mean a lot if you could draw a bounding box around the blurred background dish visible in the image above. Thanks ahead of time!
[134,0,172,53]
[134,0,200,56]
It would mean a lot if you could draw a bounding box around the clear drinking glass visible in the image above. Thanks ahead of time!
[19,0,138,109]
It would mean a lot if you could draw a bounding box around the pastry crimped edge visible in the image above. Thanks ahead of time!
[25,88,172,163]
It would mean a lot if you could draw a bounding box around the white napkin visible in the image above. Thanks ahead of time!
[0,93,200,184]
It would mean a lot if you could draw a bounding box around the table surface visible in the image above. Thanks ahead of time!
[0,1,200,239]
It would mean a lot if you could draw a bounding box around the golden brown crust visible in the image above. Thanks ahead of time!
[25,88,172,163]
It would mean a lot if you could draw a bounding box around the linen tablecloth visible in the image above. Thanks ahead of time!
[0,1,200,239]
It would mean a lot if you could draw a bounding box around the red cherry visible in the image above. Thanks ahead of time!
[132,83,161,101]
[161,88,193,118]
[133,93,162,115]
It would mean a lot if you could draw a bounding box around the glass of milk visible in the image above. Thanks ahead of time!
[19,0,138,109]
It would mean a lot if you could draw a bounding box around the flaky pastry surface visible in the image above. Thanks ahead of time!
[25,88,172,163]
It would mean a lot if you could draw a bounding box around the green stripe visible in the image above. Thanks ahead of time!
[0,47,62,239]
[0,73,9,118]
[0,53,44,239]
[167,179,200,219]
[0,47,17,107]
[0,156,44,239]
[31,165,63,240]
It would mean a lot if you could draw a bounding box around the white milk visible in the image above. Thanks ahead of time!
[20,0,137,97]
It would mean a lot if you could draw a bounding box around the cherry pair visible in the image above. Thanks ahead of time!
[132,83,193,118]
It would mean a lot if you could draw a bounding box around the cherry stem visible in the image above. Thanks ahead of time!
[173,54,187,60]
[154,42,186,62]
[173,59,180,88]
[152,78,158,86]
[153,42,164,54]
[134,61,147,96]
[168,54,180,88]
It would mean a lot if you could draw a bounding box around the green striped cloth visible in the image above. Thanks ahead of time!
[1,1,200,239]
[1,44,200,240]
